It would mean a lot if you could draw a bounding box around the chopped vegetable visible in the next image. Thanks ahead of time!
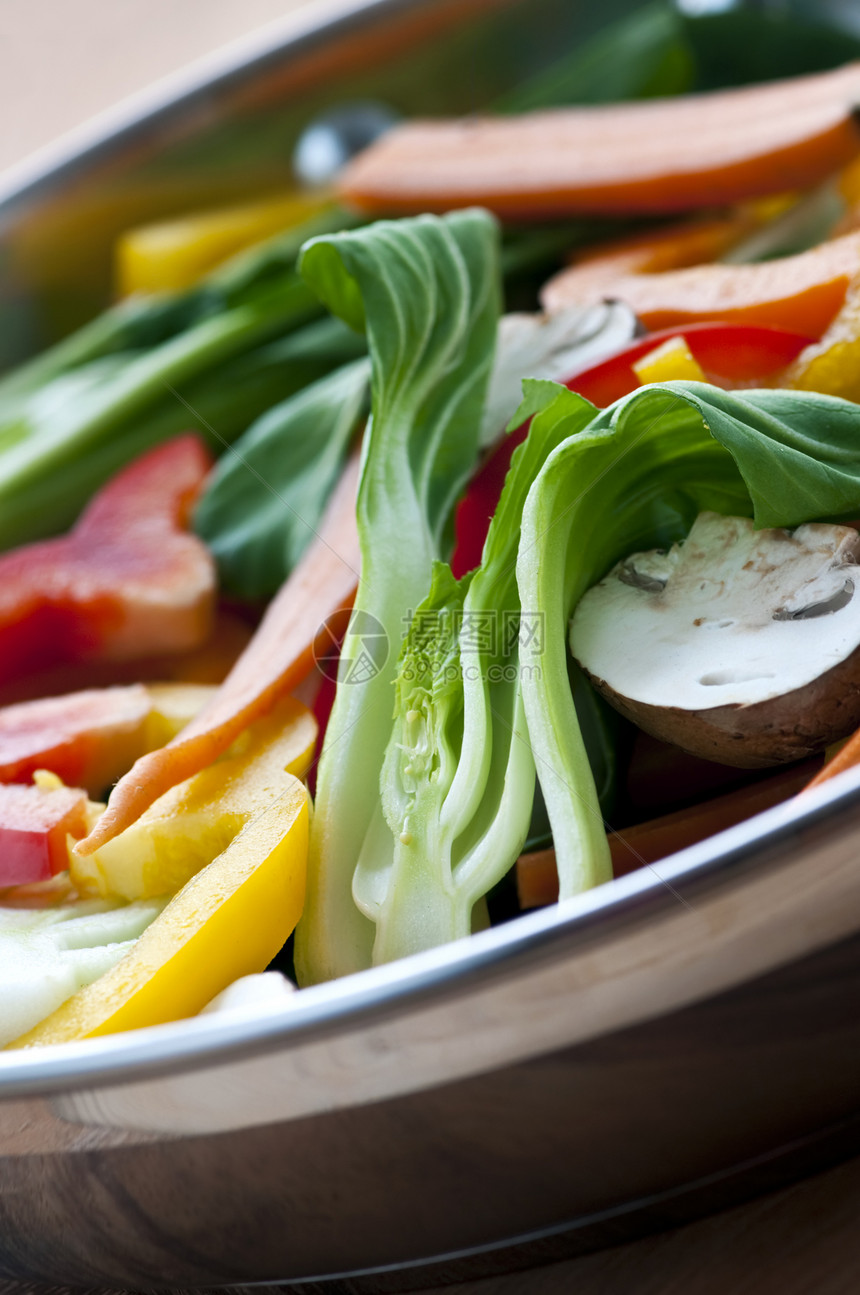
[563,321,813,407]
[116,192,336,295]
[294,210,500,985]
[480,301,639,447]
[195,358,370,597]
[0,685,151,793]
[631,334,706,384]
[76,451,361,855]
[555,212,764,293]
[452,322,813,577]
[556,187,847,297]
[0,897,167,1048]
[0,682,214,795]
[542,228,860,337]
[0,436,215,680]
[11,778,309,1047]
[780,274,860,399]
[0,781,90,887]
[570,512,860,767]
[196,301,641,601]
[72,696,316,901]
[361,400,573,963]
[339,64,860,219]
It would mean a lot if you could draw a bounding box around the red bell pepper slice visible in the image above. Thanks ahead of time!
[566,321,813,407]
[0,684,155,794]
[452,322,812,577]
[0,435,215,679]
[0,782,89,887]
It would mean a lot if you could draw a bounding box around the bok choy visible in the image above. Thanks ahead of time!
[294,210,500,985]
[516,379,860,897]
[361,397,577,962]
[0,206,357,550]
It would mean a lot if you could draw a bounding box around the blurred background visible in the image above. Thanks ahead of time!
[0,0,318,172]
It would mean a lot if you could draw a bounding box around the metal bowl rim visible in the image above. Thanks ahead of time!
[0,0,432,215]
[2,760,858,1096]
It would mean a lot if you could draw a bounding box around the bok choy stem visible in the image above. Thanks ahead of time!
[294,210,500,985]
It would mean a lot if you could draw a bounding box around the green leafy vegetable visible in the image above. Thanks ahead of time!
[497,0,860,114]
[294,209,500,986]
[497,2,695,111]
[0,206,358,550]
[686,7,860,90]
[358,393,576,963]
[516,379,860,898]
[194,348,369,597]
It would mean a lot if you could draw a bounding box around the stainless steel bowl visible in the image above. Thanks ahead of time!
[3,1,860,1287]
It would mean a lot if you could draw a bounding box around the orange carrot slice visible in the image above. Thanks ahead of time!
[558,214,761,293]
[76,452,361,855]
[804,729,860,792]
[542,228,860,338]
[517,761,819,909]
[340,64,860,220]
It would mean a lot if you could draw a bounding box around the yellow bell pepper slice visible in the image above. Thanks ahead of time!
[632,335,707,385]
[143,682,219,746]
[780,274,860,401]
[10,779,308,1047]
[116,191,333,295]
[70,696,317,901]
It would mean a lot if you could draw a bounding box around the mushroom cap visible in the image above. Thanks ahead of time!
[570,512,860,767]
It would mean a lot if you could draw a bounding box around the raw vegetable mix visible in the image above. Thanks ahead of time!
[6,5,860,1044]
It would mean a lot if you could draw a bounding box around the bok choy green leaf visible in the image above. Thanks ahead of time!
[0,206,357,550]
[294,210,500,986]
[516,379,860,899]
[194,351,369,597]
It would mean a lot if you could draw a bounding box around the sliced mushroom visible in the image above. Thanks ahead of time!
[570,511,860,767]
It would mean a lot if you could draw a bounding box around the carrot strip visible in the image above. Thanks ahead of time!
[517,761,819,909]
[804,730,860,791]
[340,64,860,220]
[558,213,761,295]
[76,452,361,855]
[542,228,860,338]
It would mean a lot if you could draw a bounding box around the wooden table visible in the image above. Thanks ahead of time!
[0,1,857,1290]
